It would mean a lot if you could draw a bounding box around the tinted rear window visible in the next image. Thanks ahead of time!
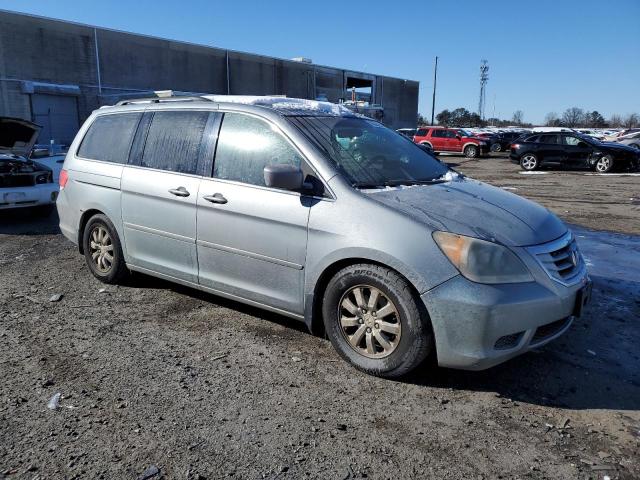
[140,111,210,175]
[416,128,430,136]
[539,134,560,144]
[78,113,142,163]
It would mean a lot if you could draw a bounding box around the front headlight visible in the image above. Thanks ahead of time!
[433,231,533,284]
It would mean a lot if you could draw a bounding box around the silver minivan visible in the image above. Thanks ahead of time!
[57,95,592,378]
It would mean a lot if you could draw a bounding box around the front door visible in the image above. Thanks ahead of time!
[196,112,310,315]
[430,129,447,151]
[562,135,593,168]
[121,110,217,283]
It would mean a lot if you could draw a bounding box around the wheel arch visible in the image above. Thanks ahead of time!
[305,256,432,338]
[77,208,105,254]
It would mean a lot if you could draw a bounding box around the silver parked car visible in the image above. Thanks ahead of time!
[57,95,592,378]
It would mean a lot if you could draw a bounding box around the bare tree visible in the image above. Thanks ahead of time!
[623,113,639,128]
[545,112,561,127]
[608,114,623,128]
[561,107,585,127]
[511,110,524,125]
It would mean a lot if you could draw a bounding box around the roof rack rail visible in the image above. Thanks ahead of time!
[116,96,214,106]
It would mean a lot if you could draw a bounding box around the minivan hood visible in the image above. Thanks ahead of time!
[366,177,566,247]
[0,117,41,157]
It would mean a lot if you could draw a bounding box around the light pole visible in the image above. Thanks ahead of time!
[430,56,438,125]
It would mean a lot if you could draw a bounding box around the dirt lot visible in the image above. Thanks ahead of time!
[448,153,640,235]
[1,156,638,479]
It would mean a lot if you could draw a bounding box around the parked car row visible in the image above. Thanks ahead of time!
[396,124,640,172]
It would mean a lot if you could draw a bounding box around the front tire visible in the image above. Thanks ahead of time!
[491,143,502,152]
[322,264,432,378]
[520,153,538,171]
[82,214,129,284]
[464,145,478,158]
[594,154,613,173]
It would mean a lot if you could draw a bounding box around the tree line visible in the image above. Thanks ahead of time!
[419,107,640,128]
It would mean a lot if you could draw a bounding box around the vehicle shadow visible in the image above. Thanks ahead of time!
[125,271,311,335]
[0,209,61,235]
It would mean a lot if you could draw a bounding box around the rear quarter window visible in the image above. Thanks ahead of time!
[416,128,430,136]
[77,113,142,163]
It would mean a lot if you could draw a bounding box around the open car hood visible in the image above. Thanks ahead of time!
[0,117,41,157]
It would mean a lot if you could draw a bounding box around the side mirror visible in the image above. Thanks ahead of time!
[264,164,304,191]
[577,141,588,148]
[456,134,462,140]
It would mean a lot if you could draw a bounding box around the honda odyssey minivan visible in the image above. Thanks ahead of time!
[57,95,591,378]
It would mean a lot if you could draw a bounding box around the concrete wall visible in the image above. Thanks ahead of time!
[0,9,419,141]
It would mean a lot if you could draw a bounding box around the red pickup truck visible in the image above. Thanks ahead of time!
[413,127,489,158]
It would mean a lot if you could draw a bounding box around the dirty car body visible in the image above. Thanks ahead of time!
[56,96,592,375]
[0,117,58,211]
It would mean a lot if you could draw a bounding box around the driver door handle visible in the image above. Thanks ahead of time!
[168,186,190,197]
[203,193,228,204]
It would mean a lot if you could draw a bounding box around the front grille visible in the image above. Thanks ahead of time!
[527,232,585,286]
[531,317,570,344]
[0,174,36,188]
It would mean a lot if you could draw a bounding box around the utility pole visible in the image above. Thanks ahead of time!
[478,60,489,120]
[430,56,438,125]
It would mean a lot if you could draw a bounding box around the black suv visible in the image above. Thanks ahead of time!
[510,132,640,173]
[490,131,527,152]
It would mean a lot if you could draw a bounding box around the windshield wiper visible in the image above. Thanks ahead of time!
[352,182,386,189]
[385,178,447,186]
[353,178,447,189]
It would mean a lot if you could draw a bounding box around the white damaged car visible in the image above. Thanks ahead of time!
[0,117,63,216]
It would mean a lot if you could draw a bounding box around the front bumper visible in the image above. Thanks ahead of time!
[0,184,59,210]
[422,273,591,370]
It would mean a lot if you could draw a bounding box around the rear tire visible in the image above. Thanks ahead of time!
[520,153,538,171]
[322,264,432,378]
[490,143,502,152]
[464,145,478,158]
[594,154,613,173]
[82,214,129,284]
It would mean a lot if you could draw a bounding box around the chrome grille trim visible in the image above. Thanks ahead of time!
[526,231,586,286]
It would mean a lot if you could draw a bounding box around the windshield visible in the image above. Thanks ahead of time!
[577,134,600,145]
[458,129,473,137]
[287,116,449,187]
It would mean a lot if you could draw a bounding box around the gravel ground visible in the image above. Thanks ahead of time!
[0,155,638,479]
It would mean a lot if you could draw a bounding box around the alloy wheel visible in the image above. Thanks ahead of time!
[338,285,402,359]
[521,155,537,170]
[466,146,478,158]
[89,225,114,273]
[595,156,611,173]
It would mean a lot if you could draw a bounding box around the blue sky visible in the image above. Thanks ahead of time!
[1,0,639,124]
